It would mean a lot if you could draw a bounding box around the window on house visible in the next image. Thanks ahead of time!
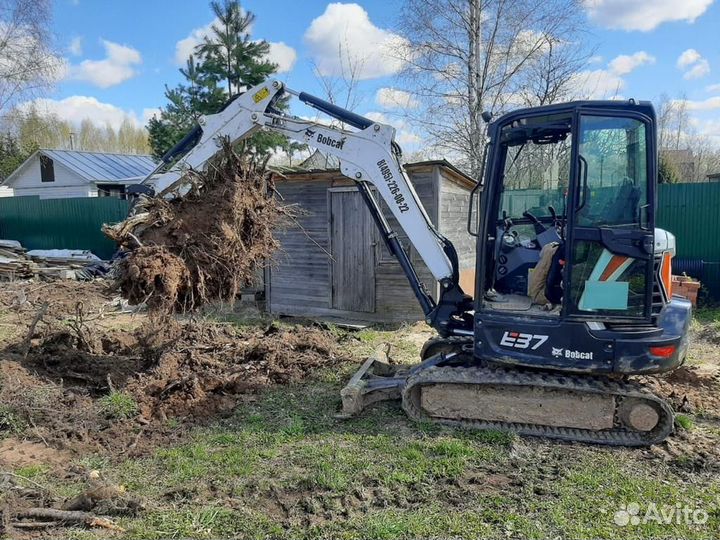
[97,184,127,199]
[40,156,54,182]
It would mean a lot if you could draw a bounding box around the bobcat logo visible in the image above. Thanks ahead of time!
[551,347,564,357]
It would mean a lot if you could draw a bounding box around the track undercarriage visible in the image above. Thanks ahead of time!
[339,338,675,446]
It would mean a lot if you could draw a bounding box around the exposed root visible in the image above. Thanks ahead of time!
[105,141,299,313]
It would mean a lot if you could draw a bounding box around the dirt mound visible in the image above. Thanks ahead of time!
[0,280,117,321]
[646,365,720,418]
[662,365,720,388]
[106,142,297,312]
[1,317,343,456]
[126,322,340,420]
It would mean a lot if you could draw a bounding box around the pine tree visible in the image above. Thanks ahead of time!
[147,0,284,159]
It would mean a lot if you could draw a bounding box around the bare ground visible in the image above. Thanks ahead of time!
[0,280,719,539]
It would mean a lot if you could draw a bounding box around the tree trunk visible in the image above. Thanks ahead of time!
[468,0,483,179]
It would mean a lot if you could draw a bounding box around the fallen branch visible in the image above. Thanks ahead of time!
[12,508,124,532]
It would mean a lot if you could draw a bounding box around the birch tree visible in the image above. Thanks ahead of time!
[396,0,591,178]
[0,0,63,112]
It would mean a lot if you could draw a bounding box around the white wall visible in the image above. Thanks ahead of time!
[14,185,92,199]
[0,186,13,197]
[10,154,93,199]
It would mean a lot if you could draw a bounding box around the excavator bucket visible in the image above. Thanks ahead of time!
[337,348,405,418]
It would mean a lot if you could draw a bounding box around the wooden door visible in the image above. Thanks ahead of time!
[330,190,376,312]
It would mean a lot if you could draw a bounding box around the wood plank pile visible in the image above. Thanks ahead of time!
[0,240,36,279]
[0,241,98,280]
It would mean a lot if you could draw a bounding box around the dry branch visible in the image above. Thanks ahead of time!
[11,508,124,532]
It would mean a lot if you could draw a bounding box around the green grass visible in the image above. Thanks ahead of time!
[693,307,720,324]
[58,376,711,540]
[675,414,695,430]
[98,391,138,419]
[7,316,720,540]
[13,463,49,478]
[0,404,26,434]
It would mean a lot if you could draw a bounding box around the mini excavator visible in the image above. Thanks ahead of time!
[133,79,691,446]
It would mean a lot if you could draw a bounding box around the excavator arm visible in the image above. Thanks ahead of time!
[137,80,473,335]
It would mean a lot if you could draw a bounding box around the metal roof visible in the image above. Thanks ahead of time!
[40,149,156,182]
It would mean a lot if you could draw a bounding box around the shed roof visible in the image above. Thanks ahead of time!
[3,149,157,186]
[271,155,477,189]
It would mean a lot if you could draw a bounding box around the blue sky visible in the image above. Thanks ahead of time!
[35,0,720,146]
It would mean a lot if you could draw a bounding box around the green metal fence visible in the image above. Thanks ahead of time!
[0,196,129,260]
[1,183,719,297]
[657,182,720,300]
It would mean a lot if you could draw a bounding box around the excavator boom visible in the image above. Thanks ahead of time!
[138,79,473,335]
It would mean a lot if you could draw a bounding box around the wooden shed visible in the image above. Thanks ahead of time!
[266,159,477,323]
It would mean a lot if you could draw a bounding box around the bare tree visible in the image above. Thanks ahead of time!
[0,0,63,112]
[312,38,365,114]
[653,93,720,182]
[396,0,592,178]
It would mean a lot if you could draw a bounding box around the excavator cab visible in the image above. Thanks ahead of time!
[474,101,691,376]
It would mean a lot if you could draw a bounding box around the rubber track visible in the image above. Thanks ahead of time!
[402,365,674,446]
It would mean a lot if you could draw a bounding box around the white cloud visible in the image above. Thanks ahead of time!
[684,59,710,79]
[570,51,654,99]
[175,19,217,65]
[608,51,655,76]
[570,69,625,99]
[583,0,714,31]
[706,83,720,93]
[687,116,720,146]
[364,111,421,147]
[19,96,152,130]
[67,39,142,88]
[364,111,387,123]
[266,41,296,73]
[677,48,701,68]
[671,96,720,111]
[142,107,161,125]
[677,48,710,79]
[375,88,419,110]
[304,3,407,80]
[68,36,82,56]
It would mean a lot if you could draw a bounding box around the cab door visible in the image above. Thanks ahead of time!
[566,112,655,321]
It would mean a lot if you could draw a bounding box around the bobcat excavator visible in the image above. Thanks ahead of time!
[134,79,691,446]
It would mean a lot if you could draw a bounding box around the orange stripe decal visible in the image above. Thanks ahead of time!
[599,255,628,281]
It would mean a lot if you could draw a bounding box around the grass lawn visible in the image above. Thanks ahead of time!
[2,303,720,539]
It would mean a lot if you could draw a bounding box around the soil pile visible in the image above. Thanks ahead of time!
[105,142,296,312]
[1,317,342,456]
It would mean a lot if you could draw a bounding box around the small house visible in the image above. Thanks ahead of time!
[267,159,478,323]
[2,149,156,199]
